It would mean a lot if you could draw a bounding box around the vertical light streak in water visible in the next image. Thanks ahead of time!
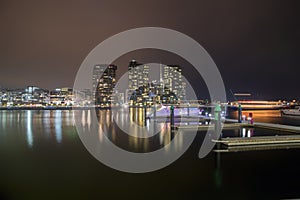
[72,110,75,126]
[0,111,5,130]
[17,112,20,123]
[242,128,246,137]
[64,110,74,126]
[43,111,51,137]
[159,123,165,145]
[247,129,251,137]
[87,110,91,131]
[55,110,62,143]
[81,110,86,127]
[175,131,183,151]
[98,123,103,142]
[247,129,253,137]
[9,111,13,127]
[26,110,33,148]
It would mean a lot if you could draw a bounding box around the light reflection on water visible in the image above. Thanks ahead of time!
[1,110,300,199]
[229,110,300,126]
[55,111,62,143]
[0,109,183,153]
[90,108,182,153]
[26,110,33,147]
[0,109,299,150]
[0,110,76,148]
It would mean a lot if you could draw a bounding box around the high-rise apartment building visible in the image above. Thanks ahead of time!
[128,60,149,90]
[127,60,186,104]
[162,65,185,100]
[94,64,117,106]
[127,60,149,102]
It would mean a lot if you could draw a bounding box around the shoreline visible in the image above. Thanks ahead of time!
[0,106,108,110]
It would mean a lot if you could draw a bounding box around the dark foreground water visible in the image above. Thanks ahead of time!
[0,110,300,200]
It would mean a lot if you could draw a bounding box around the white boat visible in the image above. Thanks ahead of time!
[148,105,200,117]
[281,108,300,116]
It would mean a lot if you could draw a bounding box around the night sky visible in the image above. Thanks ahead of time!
[0,0,299,100]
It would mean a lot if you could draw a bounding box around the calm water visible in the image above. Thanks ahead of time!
[0,110,300,200]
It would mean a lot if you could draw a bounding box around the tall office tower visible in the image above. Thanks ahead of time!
[162,65,185,100]
[94,64,117,106]
[128,60,149,101]
[92,65,105,94]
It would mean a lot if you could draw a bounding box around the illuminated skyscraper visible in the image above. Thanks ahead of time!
[94,64,117,107]
[128,60,149,102]
[128,60,149,90]
[162,65,185,100]
[92,65,105,94]
[127,60,185,105]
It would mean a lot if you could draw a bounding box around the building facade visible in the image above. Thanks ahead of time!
[128,60,149,91]
[95,64,117,107]
[162,65,186,100]
[128,60,186,105]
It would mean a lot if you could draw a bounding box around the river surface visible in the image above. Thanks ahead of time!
[0,109,300,200]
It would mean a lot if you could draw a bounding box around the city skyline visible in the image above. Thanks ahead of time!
[1,57,299,102]
[0,1,298,100]
[1,59,298,109]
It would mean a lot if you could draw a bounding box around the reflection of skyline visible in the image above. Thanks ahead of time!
[93,108,184,153]
[1,109,299,150]
[0,110,75,148]
[54,111,62,143]
[26,110,33,147]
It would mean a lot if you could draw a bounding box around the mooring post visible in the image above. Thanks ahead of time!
[238,104,242,123]
[249,112,253,125]
[170,105,175,134]
[144,105,147,126]
[214,103,222,138]
[153,104,156,119]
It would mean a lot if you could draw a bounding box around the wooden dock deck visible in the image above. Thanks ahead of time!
[225,118,300,133]
[214,143,300,153]
[176,117,300,147]
[176,119,300,133]
[253,122,300,133]
[213,135,300,146]
[177,123,252,131]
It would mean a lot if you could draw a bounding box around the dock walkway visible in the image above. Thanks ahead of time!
[177,117,300,146]
[213,135,300,146]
